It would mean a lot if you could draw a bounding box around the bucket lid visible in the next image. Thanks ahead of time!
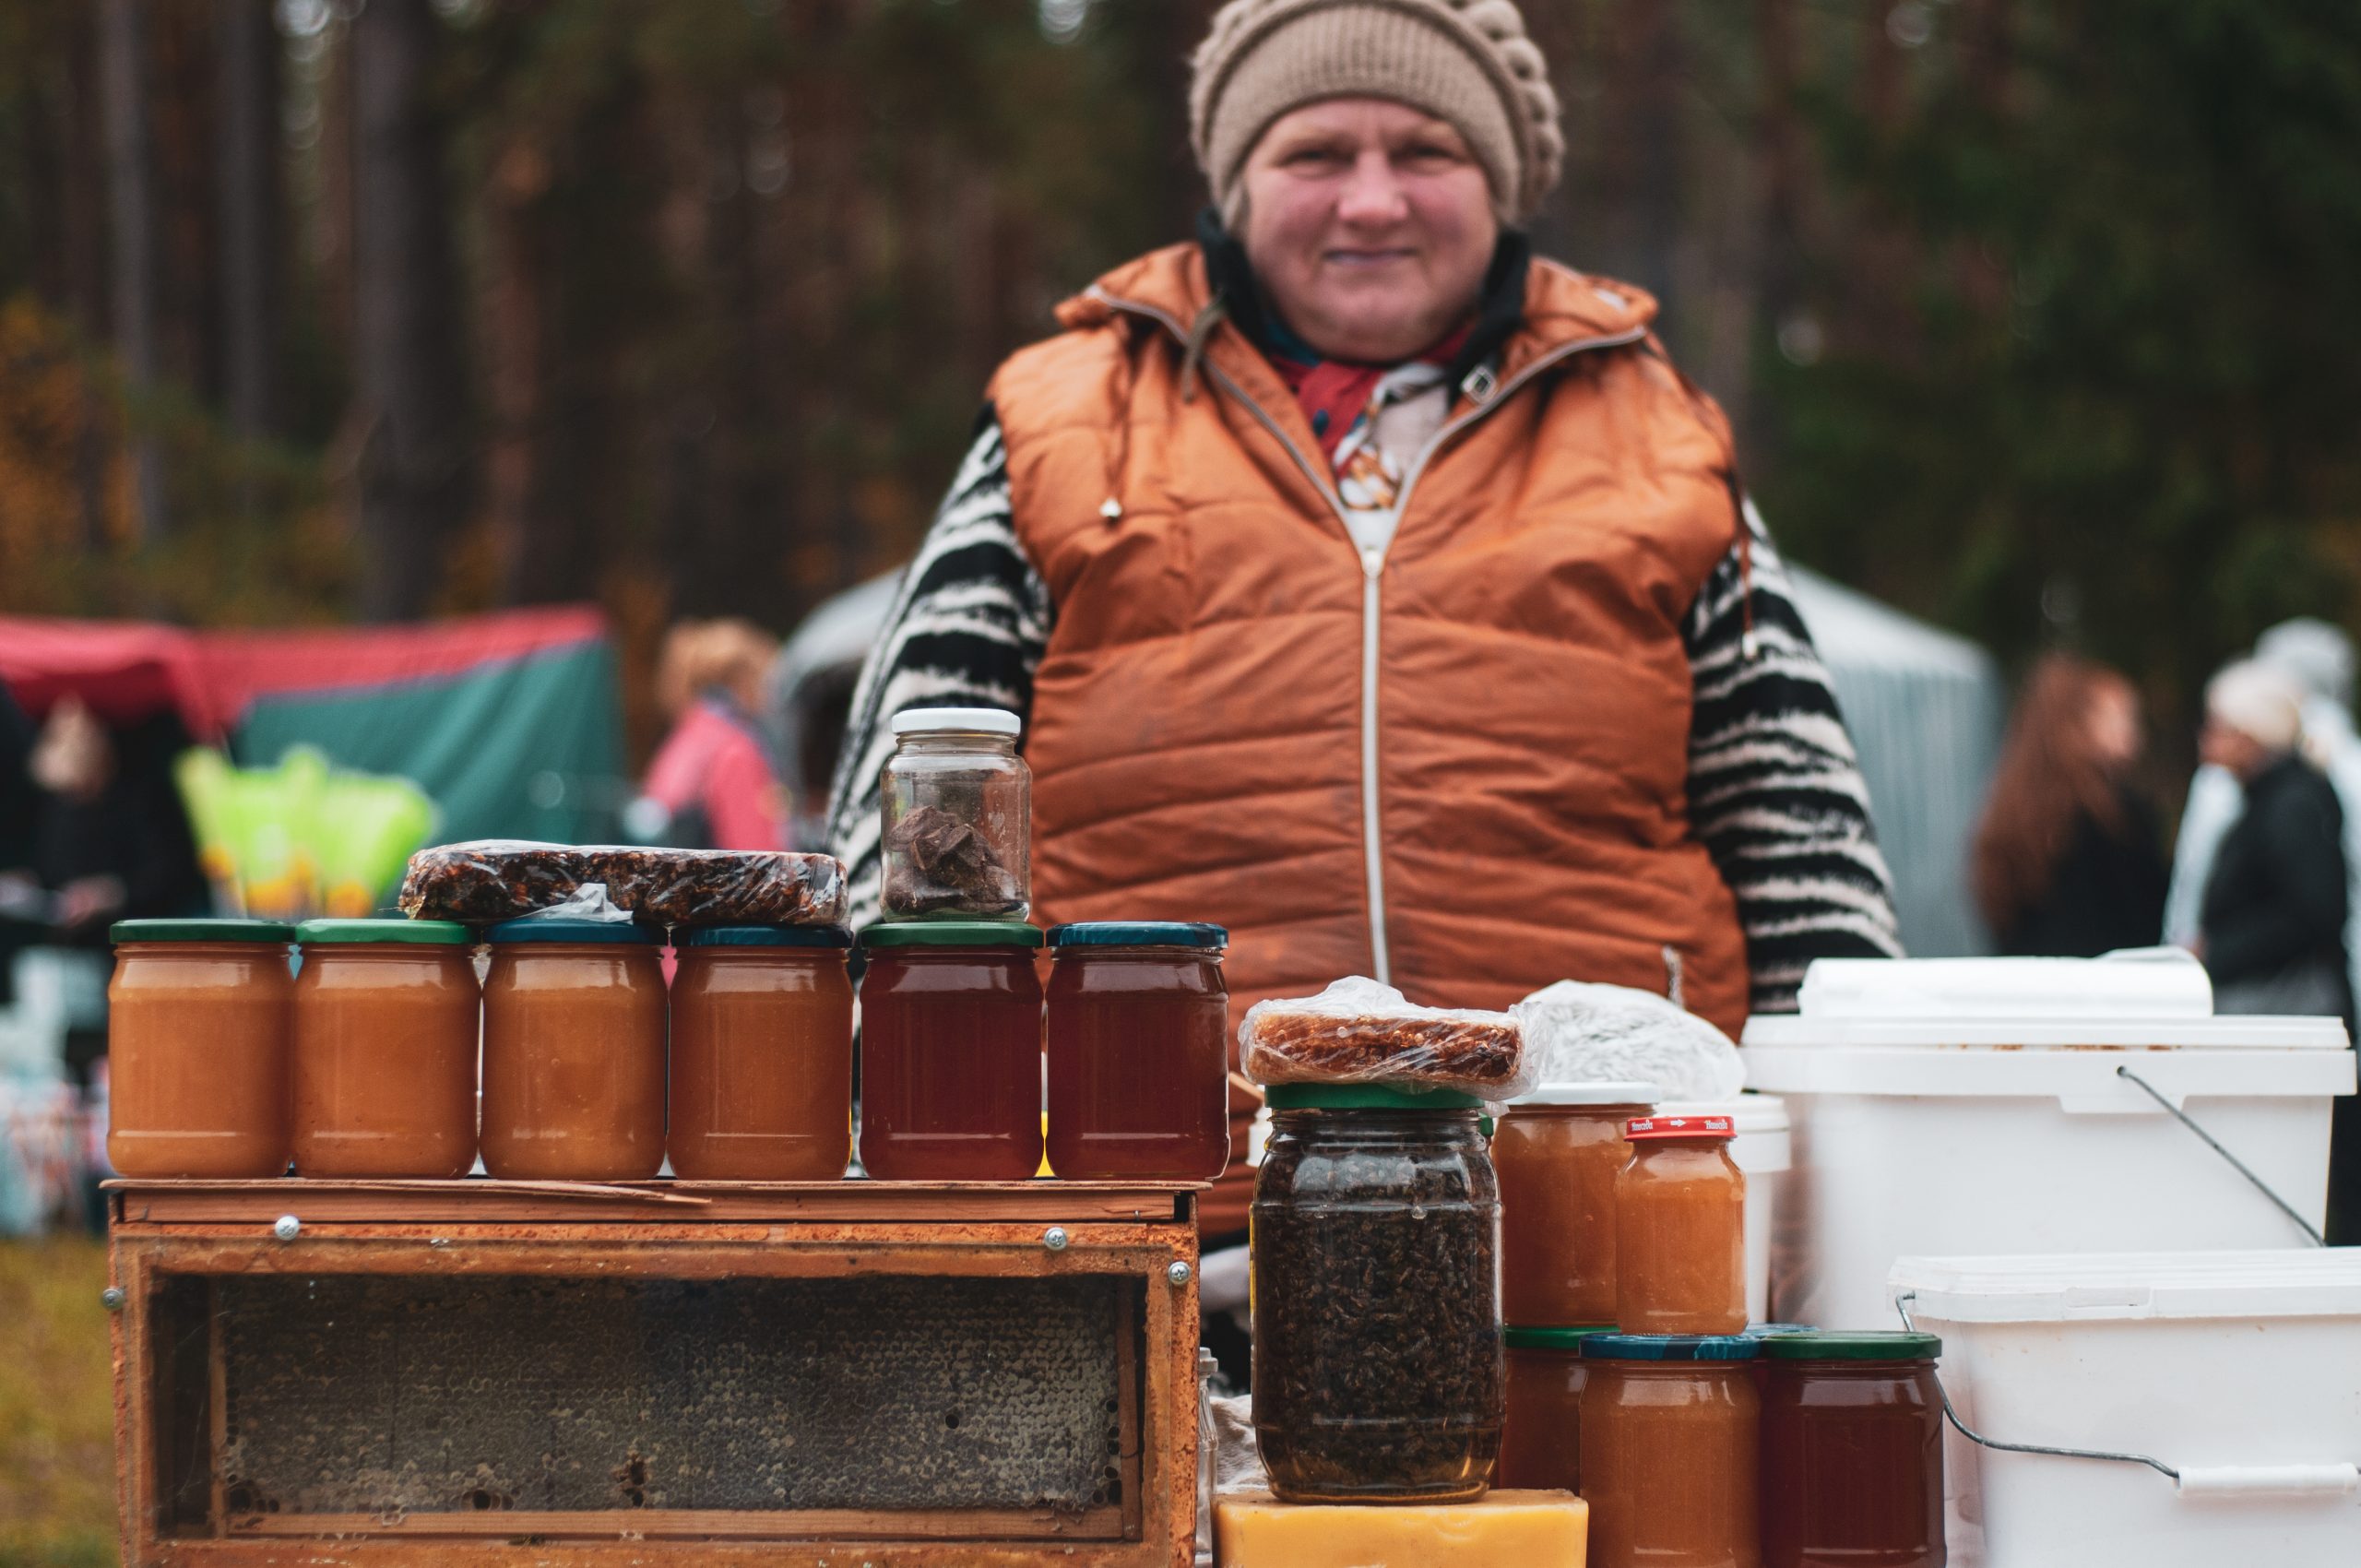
[890,706,1021,738]
[1512,1080,1658,1107]
[298,919,472,945]
[487,918,661,944]
[1263,1083,1485,1112]
[1888,1250,2361,1324]
[1624,1113,1734,1141]
[112,919,293,944]
[1581,1334,1759,1362]
[1504,1325,1616,1350]
[860,921,1043,950]
[1757,1330,1941,1361]
[1048,921,1228,950]
[680,924,854,949]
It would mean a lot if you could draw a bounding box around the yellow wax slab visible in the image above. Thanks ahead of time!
[1216,1489,1588,1567]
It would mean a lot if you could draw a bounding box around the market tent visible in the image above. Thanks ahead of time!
[0,606,627,848]
[1787,566,2003,957]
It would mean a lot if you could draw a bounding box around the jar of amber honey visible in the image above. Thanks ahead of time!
[291,919,480,1178]
[481,919,668,1181]
[857,921,1043,1181]
[1616,1114,1747,1335]
[1045,922,1230,1181]
[1580,1333,1762,1568]
[1759,1332,1945,1568]
[107,920,296,1178]
[670,925,853,1181]
[1496,1081,1656,1325]
[1498,1324,1612,1492]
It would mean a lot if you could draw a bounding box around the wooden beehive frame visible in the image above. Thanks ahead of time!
[108,1180,1203,1567]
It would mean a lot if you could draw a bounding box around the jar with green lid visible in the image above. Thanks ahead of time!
[481,917,668,1181]
[291,919,481,1178]
[1252,1083,1502,1503]
[857,921,1043,1181]
[1499,1324,1614,1492]
[1758,1331,1945,1568]
[107,919,297,1178]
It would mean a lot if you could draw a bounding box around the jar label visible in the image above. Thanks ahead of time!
[1624,1114,1736,1140]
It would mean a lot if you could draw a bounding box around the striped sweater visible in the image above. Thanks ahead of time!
[825,410,1903,1015]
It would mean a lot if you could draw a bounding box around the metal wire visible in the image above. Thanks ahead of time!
[2114,1064,2326,1247]
[1894,1292,2180,1481]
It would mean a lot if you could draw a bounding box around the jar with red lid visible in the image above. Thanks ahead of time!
[1759,1331,1946,1568]
[1045,921,1230,1181]
[292,918,481,1178]
[481,918,668,1181]
[1496,1081,1657,1325]
[106,919,296,1178]
[857,921,1042,1181]
[1616,1113,1748,1335]
[1580,1333,1762,1568]
[670,925,854,1181]
[1498,1324,1612,1492]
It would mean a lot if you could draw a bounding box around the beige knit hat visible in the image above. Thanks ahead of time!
[1190,0,1564,222]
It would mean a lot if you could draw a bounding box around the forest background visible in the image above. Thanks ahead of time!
[3,0,2360,762]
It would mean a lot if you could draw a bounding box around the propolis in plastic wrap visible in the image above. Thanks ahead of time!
[397,841,848,928]
[1238,976,1531,1099]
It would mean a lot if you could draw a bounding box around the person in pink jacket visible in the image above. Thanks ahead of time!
[632,620,791,851]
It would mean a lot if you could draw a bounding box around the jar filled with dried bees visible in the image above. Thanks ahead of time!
[1251,1083,1504,1503]
[880,708,1030,920]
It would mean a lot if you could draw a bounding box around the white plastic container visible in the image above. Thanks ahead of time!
[1743,957,2354,1330]
[1658,1095,1788,1324]
[1888,1249,2361,1568]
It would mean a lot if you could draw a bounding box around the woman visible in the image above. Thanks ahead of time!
[631,619,790,851]
[2196,659,2352,1021]
[1972,655,2168,956]
[828,0,1901,1243]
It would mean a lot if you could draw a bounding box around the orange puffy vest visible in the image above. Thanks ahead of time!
[990,244,1750,1234]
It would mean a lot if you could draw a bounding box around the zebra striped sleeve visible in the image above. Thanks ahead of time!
[1687,499,1904,1012]
[822,409,1054,930]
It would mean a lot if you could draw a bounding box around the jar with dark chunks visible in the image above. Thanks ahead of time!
[880,707,1029,919]
[1251,1084,1503,1503]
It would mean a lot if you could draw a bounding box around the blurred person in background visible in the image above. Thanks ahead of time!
[1972,654,2167,956]
[627,619,792,851]
[2194,659,2350,1019]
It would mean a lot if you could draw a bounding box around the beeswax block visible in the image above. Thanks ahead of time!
[1215,1488,1587,1567]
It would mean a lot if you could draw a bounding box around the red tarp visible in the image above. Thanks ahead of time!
[0,606,608,738]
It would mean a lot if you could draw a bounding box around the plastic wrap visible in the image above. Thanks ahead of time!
[397,841,848,928]
[1511,980,1745,1102]
[1239,977,1530,1098]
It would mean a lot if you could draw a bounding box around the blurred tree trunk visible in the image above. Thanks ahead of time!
[486,137,553,604]
[216,0,281,445]
[350,0,471,620]
[98,0,166,544]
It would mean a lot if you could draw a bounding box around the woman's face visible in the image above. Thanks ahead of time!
[2085,683,2142,770]
[1238,98,1499,363]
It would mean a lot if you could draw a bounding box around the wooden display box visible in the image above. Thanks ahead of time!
[106,1179,1203,1566]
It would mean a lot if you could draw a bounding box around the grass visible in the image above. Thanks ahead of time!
[0,1237,118,1568]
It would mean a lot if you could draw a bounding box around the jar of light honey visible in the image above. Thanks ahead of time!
[669,925,853,1181]
[291,919,481,1178]
[1615,1113,1747,1336]
[1580,1333,1762,1568]
[1495,1081,1657,1325]
[481,918,667,1181]
[107,920,296,1178]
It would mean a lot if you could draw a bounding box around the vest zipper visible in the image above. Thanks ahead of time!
[1089,285,1644,987]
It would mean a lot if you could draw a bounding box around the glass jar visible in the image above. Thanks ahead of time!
[1616,1114,1748,1335]
[481,919,668,1181]
[1045,921,1230,1181]
[670,925,854,1181]
[291,919,481,1178]
[880,707,1030,920]
[1499,1324,1612,1492]
[1252,1085,1502,1503]
[857,921,1043,1180]
[1760,1332,1946,1568]
[1580,1334,1762,1568]
[1496,1082,1657,1325]
[106,920,296,1178]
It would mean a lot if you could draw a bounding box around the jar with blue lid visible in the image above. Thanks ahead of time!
[1045,921,1230,1181]
[481,918,667,1181]
[1579,1333,1762,1568]
[670,926,853,1181]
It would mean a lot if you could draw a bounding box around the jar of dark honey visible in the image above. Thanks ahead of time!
[1759,1331,1946,1568]
[857,921,1043,1181]
[1045,921,1229,1181]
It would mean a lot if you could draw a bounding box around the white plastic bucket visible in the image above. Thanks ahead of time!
[1658,1094,1788,1324]
[1742,1001,2353,1330]
[1888,1249,2361,1568]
